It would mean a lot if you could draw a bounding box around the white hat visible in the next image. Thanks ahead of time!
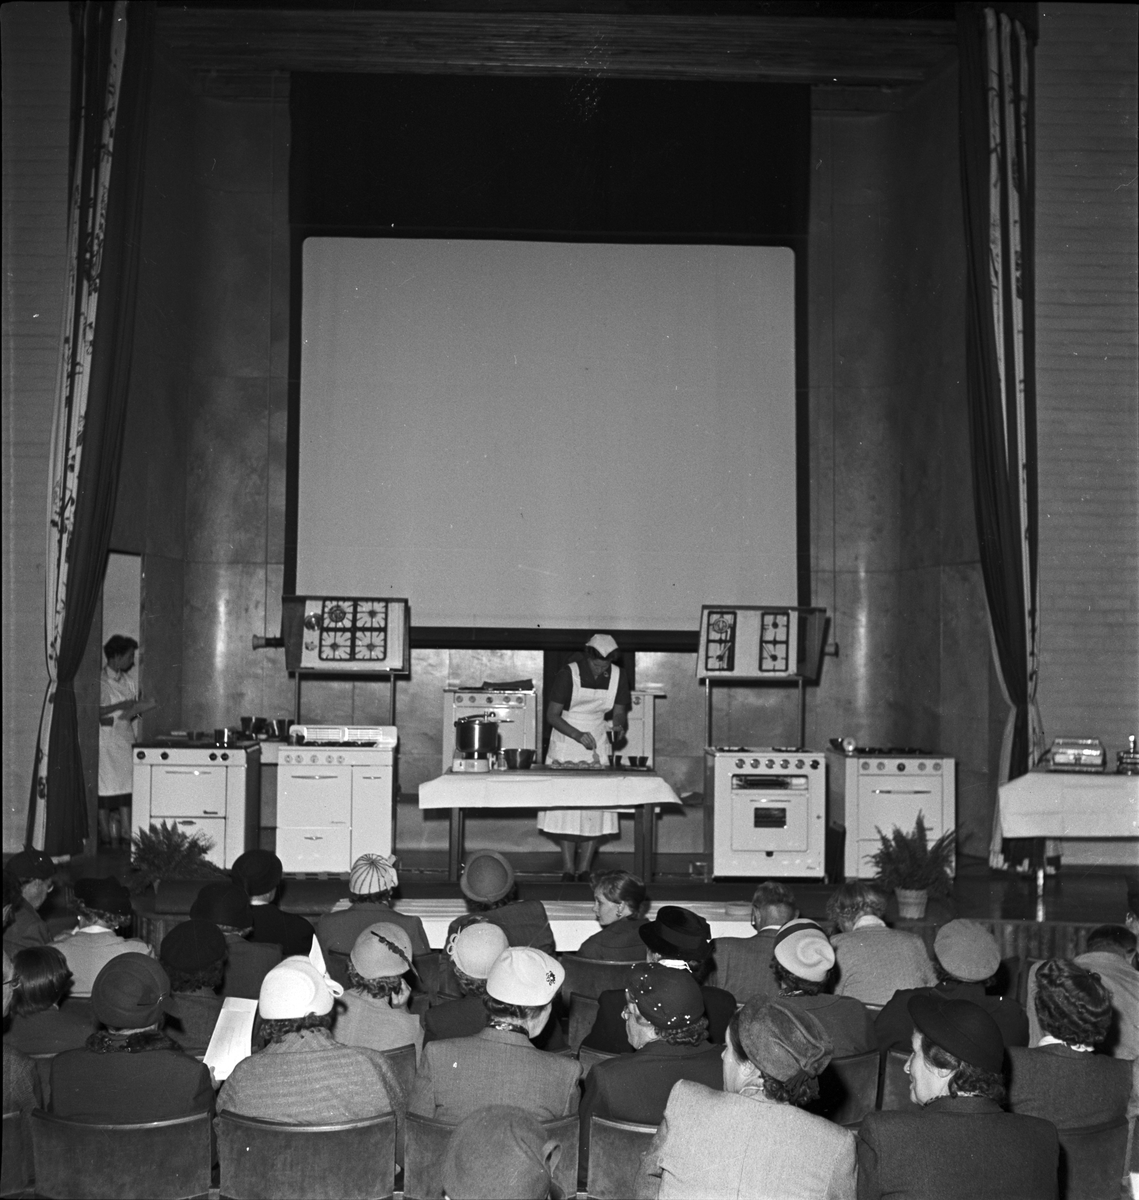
[586,633,619,658]
[259,956,344,1019]
[773,919,835,984]
[350,922,415,979]
[350,853,399,895]
[485,947,564,1007]
[447,922,510,979]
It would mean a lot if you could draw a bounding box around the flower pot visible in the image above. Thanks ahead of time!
[895,887,929,920]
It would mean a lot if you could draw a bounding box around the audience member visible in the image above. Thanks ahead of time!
[52,875,153,996]
[2,950,43,1116]
[316,854,430,968]
[231,849,314,957]
[5,945,95,1054]
[190,880,280,999]
[827,883,936,1006]
[3,871,23,933]
[576,870,650,962]
[1073,924,1139,1060]
[635,999,856,1199]
[49,954,213,1123]
[441,1105,564,1200]
[772,919,875,1057]
[159,918,227,1053]
[709,881,797,1005]
[423,922,510,1044]
[411,947,582,1123]
[446,852,556,955]
[218,956,405,1123]
[875,919,1028,1053]
[3,849,57,955]
[856,995,1059,1199]
[1008,958,1135,1131]
[334,922,423,1055]
[583,907,736,1053]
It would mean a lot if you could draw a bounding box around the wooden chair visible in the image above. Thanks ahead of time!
[585,1116,657,1200]
[376,1042,418,1099]
[216,1110,396,1200]
[568,992,601,1051]
[877,1049,919,1112]
[1057,1117,1129,1200]
[578,1044,619,1077]
[1,1112,33,1199]
[808,1050,880,1127]
[560,955,636,1005]
[29,1108,212,1199]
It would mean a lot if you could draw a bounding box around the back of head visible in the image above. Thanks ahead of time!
[92,953,172,1030]
[12,945,71,1016]
[1034,958,1113,1045]
[259,955,343,1020]
[485,947,563,1008]
[4,848,55,885]
[735,998,834,1090]
[447,922,510,982]
[160,918,228,990]
[441,1105,560,1200]
[908,994,1006,1101]
[1084,924,1137,958]
[626,962,706,1043]
[590,870,648,915]
[231,849,283,897]
[772,919,835,991]
[460,852,516,906]
[74,875,133,927]
[350,922,414,980]
[826,881,887,925]
[934,920,1000,983]
[349,853,399,900]
[751,880,797,927]
[103,634,137,660]
[190,881,253,931]
[638,905,712,964]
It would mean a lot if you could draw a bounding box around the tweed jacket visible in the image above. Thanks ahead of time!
[635,1080,857,1200]
[422,993,488,1044]
[709,929,780,1006]
[217,1027,403,1124]
[334,989,424,1056]
[445,900,556,956]
[409,1025,582,1124]
[164,991,224,1054]
[583,984,736,1053]
[781,993,876,1058]
[577,916,650,963]
[1007,1043,1136,1128]
[52,926,155,997]
[856,1096,1059,1200]
[4,1004,97,1055]
[249,901,315,958]
[2,1041,43,1115]
[831,927,937,1007]
[220,934,281,1000]
[316,901,431,959]
[1073,950,1139,1060]
[875,981,1028,1054]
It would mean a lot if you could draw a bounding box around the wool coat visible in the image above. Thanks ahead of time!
[875,981,1028,1054]
[1007,1043,1136,1129]
[583,984,736,1053]
[708,929,780,1006]
[577,916,650,963]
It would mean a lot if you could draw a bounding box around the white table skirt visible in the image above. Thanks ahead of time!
[418,769,683,811]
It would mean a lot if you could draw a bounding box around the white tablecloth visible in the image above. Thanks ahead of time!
[418,769,683,811]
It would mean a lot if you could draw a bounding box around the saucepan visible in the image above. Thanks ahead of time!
[503,748,535,770]
[455,716,500,755]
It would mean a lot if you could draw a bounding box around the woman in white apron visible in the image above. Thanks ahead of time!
[540,633,629,882]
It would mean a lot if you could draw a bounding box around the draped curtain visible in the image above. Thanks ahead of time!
[957,5,1046,868]
[26,1,154,855]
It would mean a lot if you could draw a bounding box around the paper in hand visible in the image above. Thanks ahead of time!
[203,996,258,1082]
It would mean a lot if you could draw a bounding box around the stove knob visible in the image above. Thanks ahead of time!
[933,761,942,771]
[161,752,169,761]
[750,759,760,769]
[876,762,885,770]
[861,762,870,771]
[326,754,333,764]
[897,762,906,771]
[337,755,345,764]
[221,752,229,761]
[735,759,745,769]
[918,761,927,771]
[766,759,774,769]
[795,759,804,769]
[310,754,318,764]
[209,753,218,762]
[780,759,789,769]
[810,759,819,769]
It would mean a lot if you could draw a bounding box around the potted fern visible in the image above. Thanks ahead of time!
[128,821,229,897]
[868,811,955,920]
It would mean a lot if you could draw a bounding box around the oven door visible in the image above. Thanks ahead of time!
[729,774,810,852]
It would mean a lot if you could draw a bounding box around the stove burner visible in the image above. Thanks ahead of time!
[854,747,932,757]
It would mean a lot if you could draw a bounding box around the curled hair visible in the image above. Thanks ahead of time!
[76,902,132,931]
[472,887,518,913]
[483,995,545,1027]
[920,1034,1007,1105]
[1085,925,1137,956]
[826,882,887,925]
[258,1013,333,1045]
[772,958,825,997]
[346,960,408,1000]
[1034,958,1112,1045]
[591,871,649,917]
[162,960,225,994]
[103,634,137,660]
[630,1008,709,1047]
[12,946,71,1016]
[725,1013,819,1108]
[751,881,797,924]
[453,966,487,998]
[351,890,393,906]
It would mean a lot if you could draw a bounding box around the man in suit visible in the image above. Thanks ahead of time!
[1074,924,1139,1060]
[231,849,315,958]
[709,881,797,1005]
[410,946,582,1123]
[857,996,1059,1199]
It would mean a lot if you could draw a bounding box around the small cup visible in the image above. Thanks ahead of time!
[239,716,254,733]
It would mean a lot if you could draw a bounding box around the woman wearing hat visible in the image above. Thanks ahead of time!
[231,849,315,957]
[857,995,1059,1199]
[3,848,57,954]
[447,850,556,955]
[635,998,856,1199]
[423,922,510,1044]
[333,921,423,1055]
[159,918,228,1054]
[540,634,630,881]
[190,881,281,1000]
[52,875,153,997]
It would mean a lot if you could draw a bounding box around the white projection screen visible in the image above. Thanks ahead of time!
[297,238,797,631]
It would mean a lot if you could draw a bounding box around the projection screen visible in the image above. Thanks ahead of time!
[296,238,797,631]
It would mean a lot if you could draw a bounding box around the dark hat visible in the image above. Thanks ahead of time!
[460,851,515,905]
[231,849,282,895]
[737,998,833,1084]
[909,994,1004,1074]
[639,906,712,961]
[4,848,55,881]
[441,1105,562,1200]
[189,881,252,929]
[627,962,705,1030]
[74,876,133,917]
[91,953,172,1029]
[160,918,228,974]
[934,920,1000,982]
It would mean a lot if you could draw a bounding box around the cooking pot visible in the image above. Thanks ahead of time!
[455,716,499,756]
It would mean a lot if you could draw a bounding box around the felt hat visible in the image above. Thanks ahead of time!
[447,922,510,979]
[259,955,343,1019]
[160,918,228,974]
[737,998,833,1084]
[189,881,253,930]
[934,919,1001,982]
[627,962,704,1030]
[91,953,172,1029]
[586,633,619,659]
[349,853,399,895]
[350,922,414,979]
[486,947,563,1007]
[231,849,283,895]
[74,875,133,917]
[441,1105,562,1200]
[909,994,1004,1074]
[772,919,835,983]
[460,851,515,905]
[4,848,55,881]
[638,906,712,961]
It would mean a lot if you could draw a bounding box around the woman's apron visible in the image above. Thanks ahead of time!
[539,662,620,837]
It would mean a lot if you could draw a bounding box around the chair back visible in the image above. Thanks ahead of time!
[560,955,635,1004]
[568,993,601,1051]
[1057,1118,1129,1200]
[808,1050,880,1127]
[30,1108,212,1200]
[878,1048,919,1112]
[585,1116,657,1200]
[402,1112,454,1200]
[578,1044,618,1077]
[1,1112,33,1198]
[377,1043,418,1099]
[542,1114,580,1200]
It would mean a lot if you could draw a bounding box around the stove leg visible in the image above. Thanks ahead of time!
[634,804,655,884]
[449,808,465,884]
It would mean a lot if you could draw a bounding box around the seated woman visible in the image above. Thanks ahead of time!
[333,922,423,1056]
[634,998,856,1199]
[316,853,430,966]
[3,950,43,1116]
[1007,957,1134,1130]
[5,945,95,1054]
[423,922,510,1044]
[159,918,227,1054]
[190,881,280,1000]
[446,852,555,955]
[576,870,650,963]
[857,996,1059,1199]
[52,875,153,997]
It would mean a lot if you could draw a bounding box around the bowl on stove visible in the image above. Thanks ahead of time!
[503,748,535,770]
